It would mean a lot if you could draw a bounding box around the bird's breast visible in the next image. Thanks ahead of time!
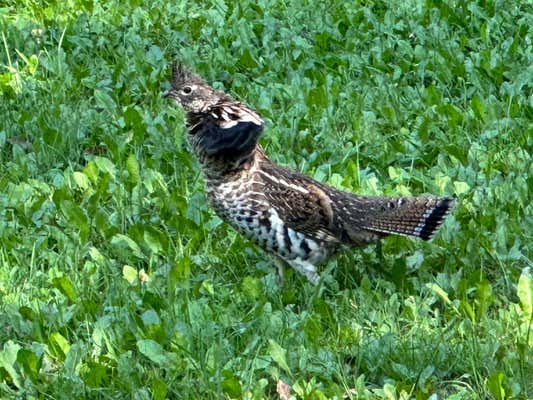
[205,177,331,266]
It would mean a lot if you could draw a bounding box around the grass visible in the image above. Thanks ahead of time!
[0,0,532,398]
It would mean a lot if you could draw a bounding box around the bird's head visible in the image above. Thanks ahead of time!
[166,63,225,113]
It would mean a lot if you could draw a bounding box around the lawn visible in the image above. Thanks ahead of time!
[1,0,532,398]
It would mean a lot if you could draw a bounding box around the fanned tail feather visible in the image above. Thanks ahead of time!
[361,197,456,240]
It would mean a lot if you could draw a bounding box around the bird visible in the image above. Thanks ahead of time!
[165,63,456,284]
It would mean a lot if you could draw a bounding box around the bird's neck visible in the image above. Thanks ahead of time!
[186,105,266,182]
[202,146,267,183]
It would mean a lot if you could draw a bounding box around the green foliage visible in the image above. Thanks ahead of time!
[1,0,532,398]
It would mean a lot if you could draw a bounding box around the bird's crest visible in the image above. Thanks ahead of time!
[170,62,206,89]
[167,62,223,113]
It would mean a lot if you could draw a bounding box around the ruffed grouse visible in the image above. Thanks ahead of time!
[166,64,456,284]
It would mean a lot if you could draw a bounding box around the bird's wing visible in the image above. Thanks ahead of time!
[256,162,340,244]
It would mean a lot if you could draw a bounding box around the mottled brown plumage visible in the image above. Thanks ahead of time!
[166,63,456,283]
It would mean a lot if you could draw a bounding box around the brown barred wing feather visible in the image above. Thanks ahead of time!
[257,163,339,244]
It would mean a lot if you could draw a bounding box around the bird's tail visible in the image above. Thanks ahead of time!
[362,197,456,240]
[334,194,456,242]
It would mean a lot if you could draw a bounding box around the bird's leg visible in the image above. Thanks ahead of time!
[273,257,286,286]
[304,270,329,308]
[273,256,321,287]
[376,240,384,264]
[285,258,320,285]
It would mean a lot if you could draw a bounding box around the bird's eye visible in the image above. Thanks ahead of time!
[181,86,193,95]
